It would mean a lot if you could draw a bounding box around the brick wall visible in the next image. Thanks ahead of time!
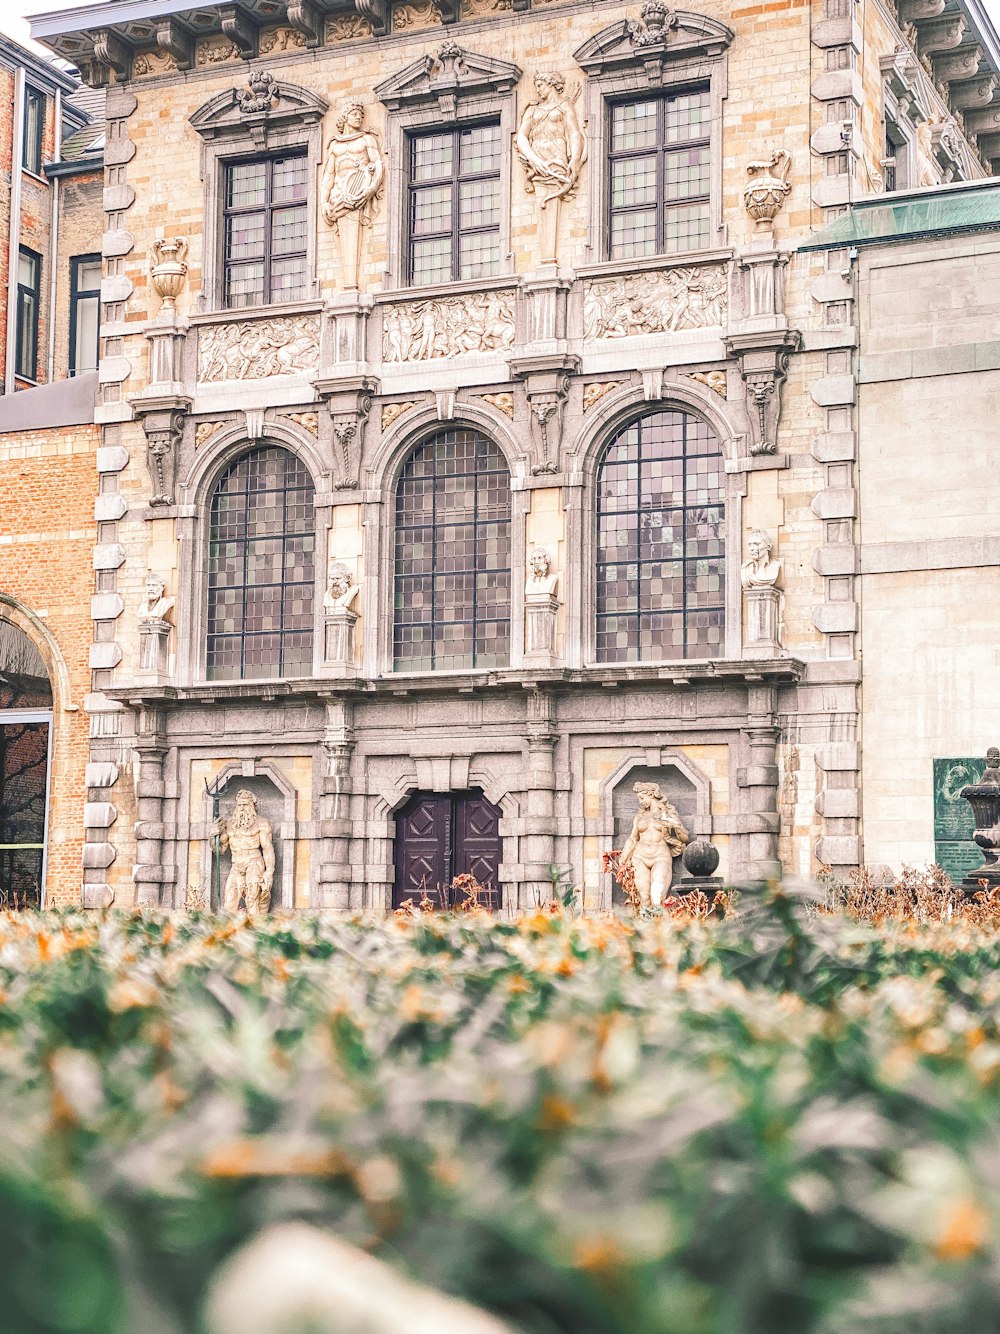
[0,422,98,906]
[53,170,103,381]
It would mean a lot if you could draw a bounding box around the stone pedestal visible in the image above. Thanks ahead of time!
[324,607,358,673]
[744,585,781,657]
[960,748,1000,894]
[138,617,171,680]
[524,593,559,666]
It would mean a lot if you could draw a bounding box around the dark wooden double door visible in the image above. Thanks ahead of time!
[393,790,502,910]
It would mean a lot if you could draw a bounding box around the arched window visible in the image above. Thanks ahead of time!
[207,446,315,680]
[0,619,52,907]
[596,409,724,662]
[394,427,511,671]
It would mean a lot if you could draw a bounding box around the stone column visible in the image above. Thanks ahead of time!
[520,690,558,908]
[739,686,782,882]
[133,705,168,908]
[316,698,356,911]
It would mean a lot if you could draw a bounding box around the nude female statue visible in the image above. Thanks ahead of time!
[618,782,690,909]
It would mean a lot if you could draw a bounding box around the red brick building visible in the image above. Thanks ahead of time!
[0,33,103,907]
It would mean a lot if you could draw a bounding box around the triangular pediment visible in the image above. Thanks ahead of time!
[375,42,521,110]
[574,7,734,76]
[191,75,329,141]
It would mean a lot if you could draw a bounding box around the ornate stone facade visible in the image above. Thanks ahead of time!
[26,0,1000,912]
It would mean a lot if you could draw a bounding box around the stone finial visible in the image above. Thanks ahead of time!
[238,69,278,115]
[743,149,792,225]
[627,1,677,46]
[148,236,188,309]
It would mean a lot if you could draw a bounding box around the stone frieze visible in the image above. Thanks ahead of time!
[198,315,320,382]
[382,291,515,362]
[583,264,728,340]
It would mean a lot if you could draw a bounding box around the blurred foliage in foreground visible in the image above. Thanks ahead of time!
[5,886,1000,1332]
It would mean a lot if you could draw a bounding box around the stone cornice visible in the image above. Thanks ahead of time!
[105,658,805,709]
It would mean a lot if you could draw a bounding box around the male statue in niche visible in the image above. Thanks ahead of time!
[320,102,385,290]
[619,782,690,909]
[211,789,275,914]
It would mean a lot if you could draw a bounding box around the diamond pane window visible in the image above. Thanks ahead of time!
[596,410,725,663]
[223,154,308,308]
[207,447,315,680]
[394,429,511,671]
[608,87,711,259]
[407,124,501,284]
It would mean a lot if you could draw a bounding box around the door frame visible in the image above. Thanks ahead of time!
[392,787,503,911]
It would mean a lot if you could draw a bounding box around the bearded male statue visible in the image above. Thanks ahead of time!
[211,789,275,914]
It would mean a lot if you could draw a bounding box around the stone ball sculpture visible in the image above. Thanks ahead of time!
[682,839,720,879]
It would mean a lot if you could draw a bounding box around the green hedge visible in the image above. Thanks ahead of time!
[2,890,1000,1332]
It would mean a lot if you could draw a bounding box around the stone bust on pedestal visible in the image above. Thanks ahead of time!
[323,562,360,671]
[523,546,560,664]
[741,530,783,658]
[138,572,174,677]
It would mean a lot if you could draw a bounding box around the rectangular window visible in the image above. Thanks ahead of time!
[15,248,40,382]
[607,87,711,260]
[883,120,909,192]
[407,122,502,285]
[222,152,308,309]
[69,255,101,375]
[23,87,45,175]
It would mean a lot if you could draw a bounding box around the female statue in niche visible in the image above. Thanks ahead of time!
[619,782,690,909]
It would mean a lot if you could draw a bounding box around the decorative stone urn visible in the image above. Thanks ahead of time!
[960,747,1000,892]
[148,236,189,310]
[743,149,792,226]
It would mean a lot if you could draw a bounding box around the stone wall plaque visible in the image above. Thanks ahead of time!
[933,756,986,883]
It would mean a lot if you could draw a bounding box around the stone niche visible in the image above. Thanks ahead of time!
[610,763,699,906]
[204,773,289,913]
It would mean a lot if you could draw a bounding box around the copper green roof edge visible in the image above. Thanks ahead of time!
[799,185,1000,252]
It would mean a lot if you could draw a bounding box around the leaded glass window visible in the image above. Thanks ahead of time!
[207,447,315,680]
[596,410,725,662]
[0,621,52,909]
[407,123,502,285]
[608,88,711,259]
[394,428,511,671]
[222,153,308,308]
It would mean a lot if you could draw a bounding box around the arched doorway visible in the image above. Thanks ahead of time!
[393,789,502,910]
[0,620,53,908]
